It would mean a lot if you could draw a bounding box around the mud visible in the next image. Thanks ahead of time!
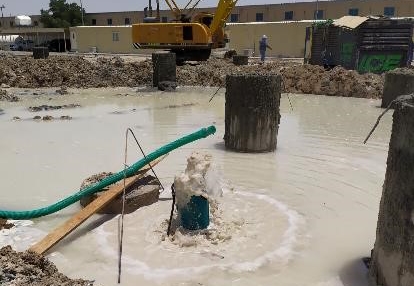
[0,89,19,102]
[0,219,13,230]
[0,54,385,98]
[29,104,80,112]
[0,246,94,286]
[29,115,73,121]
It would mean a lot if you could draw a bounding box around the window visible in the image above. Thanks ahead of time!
[230,13,239,22]
[91,19,97,25]
[183,26,193,40]
[162,16,168,23]
[112,32,119,42]
[256,13,264,22]
[124,18,130,25]
[348,8,359,16]
[384,7,395,17]
[107,18,113,26]
[34,21,39,26]
[9,21,13,27]
[284,11,294,20]
[314,10,324,20]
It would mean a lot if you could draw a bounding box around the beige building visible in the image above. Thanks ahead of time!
[227,21,316,58]
[1,0,413,30]
[229,0,414,22]
[78,0,414,26]
[70,25,148,54]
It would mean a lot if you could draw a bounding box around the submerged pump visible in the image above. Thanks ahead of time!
[168,152,221,234]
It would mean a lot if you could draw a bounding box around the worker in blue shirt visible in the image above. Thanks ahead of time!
[259,35,272,62]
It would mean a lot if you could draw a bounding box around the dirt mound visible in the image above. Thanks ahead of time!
[177,59,384,98]
[0,54,152,88]
[281,64,384,98]
[0,54,384,98]
[0,246,94,286]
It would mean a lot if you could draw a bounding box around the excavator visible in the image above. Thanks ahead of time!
[131,0,238,64]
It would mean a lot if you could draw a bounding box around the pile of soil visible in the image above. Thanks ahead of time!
[0,54,385,98]
[178,59,384,98]
[0,246,93,286]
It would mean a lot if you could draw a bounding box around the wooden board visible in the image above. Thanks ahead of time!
[29,156,167,255]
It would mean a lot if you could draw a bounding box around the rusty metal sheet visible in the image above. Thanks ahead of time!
[333,16,369,29]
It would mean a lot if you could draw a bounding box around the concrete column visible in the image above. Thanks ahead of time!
[382,70,414,108]
[233,55,249,66]
[224,74,281,152]
[152,51,176,91]
[369,96,414,286]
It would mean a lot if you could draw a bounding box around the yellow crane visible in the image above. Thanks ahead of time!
[132,0,238,63]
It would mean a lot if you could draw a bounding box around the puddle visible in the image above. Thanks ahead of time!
[0,87,392,285]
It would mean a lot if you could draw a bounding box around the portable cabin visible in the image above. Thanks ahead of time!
[309,16,413,73]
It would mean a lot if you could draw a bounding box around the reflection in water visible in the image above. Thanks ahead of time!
[0,88,392,286]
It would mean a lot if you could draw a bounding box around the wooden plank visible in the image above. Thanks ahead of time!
[29,156,167,255]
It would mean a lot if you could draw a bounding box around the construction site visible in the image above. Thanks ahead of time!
[1,0,414,286]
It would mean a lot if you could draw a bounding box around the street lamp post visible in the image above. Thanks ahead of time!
[79,0,84,25]
[0,5,5,28]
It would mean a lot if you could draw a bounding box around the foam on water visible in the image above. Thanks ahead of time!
[94,185,303,282]
[0,220,46,252]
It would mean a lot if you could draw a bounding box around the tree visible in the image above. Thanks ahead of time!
[40,0,85,28]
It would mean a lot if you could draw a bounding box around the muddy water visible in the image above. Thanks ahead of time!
[0,87,392,286]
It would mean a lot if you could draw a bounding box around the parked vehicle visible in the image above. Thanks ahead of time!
[10,39,34,51]
[48,39,71,52]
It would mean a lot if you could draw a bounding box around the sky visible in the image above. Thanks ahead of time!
[0,0,314,16]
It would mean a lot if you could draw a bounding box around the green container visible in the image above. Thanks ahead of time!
[179,195,209,230]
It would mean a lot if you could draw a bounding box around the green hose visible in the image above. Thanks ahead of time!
[0,126,216,220]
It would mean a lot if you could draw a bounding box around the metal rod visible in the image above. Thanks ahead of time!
[184,0,194,10]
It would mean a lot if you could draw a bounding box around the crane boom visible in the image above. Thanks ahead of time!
[209,0,238,34]
[165,0,182,18]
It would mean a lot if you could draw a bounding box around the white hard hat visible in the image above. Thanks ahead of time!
[262,35,268,39]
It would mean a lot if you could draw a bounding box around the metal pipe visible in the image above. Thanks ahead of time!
[184,0,194,10]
